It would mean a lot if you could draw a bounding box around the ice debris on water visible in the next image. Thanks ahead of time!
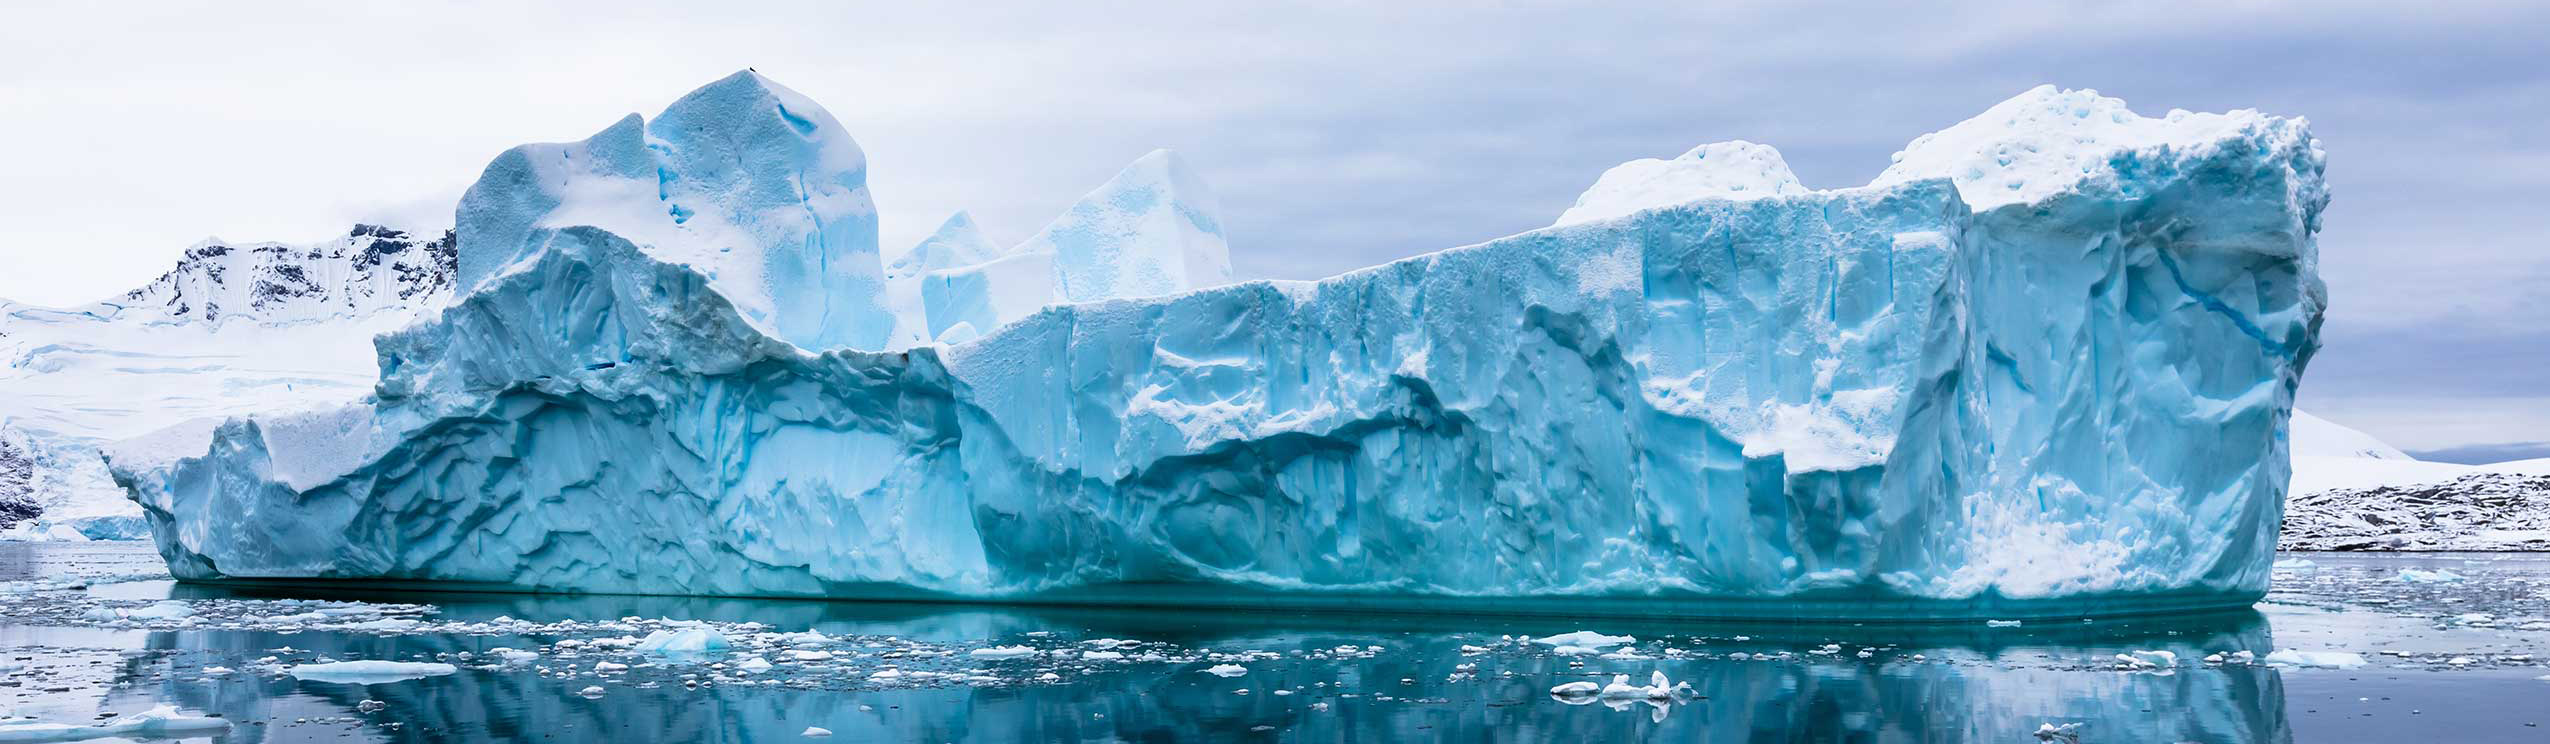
[1202,664,1248,678]
[2263,650,2369,669]
[284,660,459,683]
[0,704,232,742]
[2396,569,2465,583]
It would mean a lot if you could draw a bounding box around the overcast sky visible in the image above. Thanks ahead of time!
[3,1,2544,459]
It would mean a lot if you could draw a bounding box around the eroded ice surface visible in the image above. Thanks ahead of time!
[112,76,2327,619]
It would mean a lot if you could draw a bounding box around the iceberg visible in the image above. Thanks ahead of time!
[110,77,2327,620]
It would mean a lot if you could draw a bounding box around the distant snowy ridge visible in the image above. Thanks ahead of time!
[99,224,455,326]
[2283,470,2550,551]
[0,224,453,539]
[2279,411,2550,550]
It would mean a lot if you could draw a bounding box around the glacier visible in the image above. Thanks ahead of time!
[0,224,457,539]
[107,76,2328,620]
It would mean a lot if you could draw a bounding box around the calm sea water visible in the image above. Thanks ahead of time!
[3,542,2546,742]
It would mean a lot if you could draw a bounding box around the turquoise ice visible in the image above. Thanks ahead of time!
[111,77,2326,619]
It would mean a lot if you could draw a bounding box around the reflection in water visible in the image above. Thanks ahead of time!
[37,584,2294,742]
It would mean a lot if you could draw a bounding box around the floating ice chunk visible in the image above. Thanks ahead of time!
[634,628,730,656]
[286,660,459,683]
[0,705,232,743]
[788,650,834,662]
[969,646,1038,660]
[1202,664,1248,678]
[1533,631,1635,648]
[593,662,627,673]
[2272,558,2317,570]
[1083,650,1125,661]
[1549,680,1601,697]
[735,657,773,672]
[1986,619,2022,628]
[2397,569,2466,583]
[125,601,194,620]
[2263,650,2369,669]
[2116,650,2176,669]
[802,726,833,737]
[578,685,605,698]
[339,618,421,632]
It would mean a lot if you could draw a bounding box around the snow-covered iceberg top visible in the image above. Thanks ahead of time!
[113,77,2327,620]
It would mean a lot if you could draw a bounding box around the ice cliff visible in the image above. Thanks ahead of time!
[109,78,2327,619]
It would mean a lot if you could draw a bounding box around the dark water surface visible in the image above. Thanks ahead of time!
[3,542,2546,742]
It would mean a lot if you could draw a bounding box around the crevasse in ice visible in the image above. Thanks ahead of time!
[109,77,2327,619]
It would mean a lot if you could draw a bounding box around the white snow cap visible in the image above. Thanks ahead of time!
[1555,141,1807,226]
[1871,84,2279,210]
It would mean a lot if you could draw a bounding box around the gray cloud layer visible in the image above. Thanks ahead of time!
[1,1,2542,453]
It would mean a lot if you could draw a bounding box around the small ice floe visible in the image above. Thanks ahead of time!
[969,646,1038,660]
[2263,650,2369,669]
[0,704,232,742]
[356,700,387,713]
[2033,722,2082,743]
[2453,613,2496,625]
[635,628,731,656]
[735,657,773,672]
[126,601,196,621]
[802,726,833,737]
[1533,631,1635,648]
[487,648,539,664]
[1203,664,1249,678]
[1986,619,2023,628]
[789,650,834,662]
[339,618,421,632]
[2115,650,2177,670]
[593,662,628,673]
[2396,569,2466,583]
[1081,638,1139,649]
[579,685,606,698]
[2272,558,2317,570]
[1549,680,1602,698]
[286,660,460,683]
[1083,650,1125,661]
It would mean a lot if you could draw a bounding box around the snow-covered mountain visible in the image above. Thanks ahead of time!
[0,224,453,539]
[2282,410,2550,550]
